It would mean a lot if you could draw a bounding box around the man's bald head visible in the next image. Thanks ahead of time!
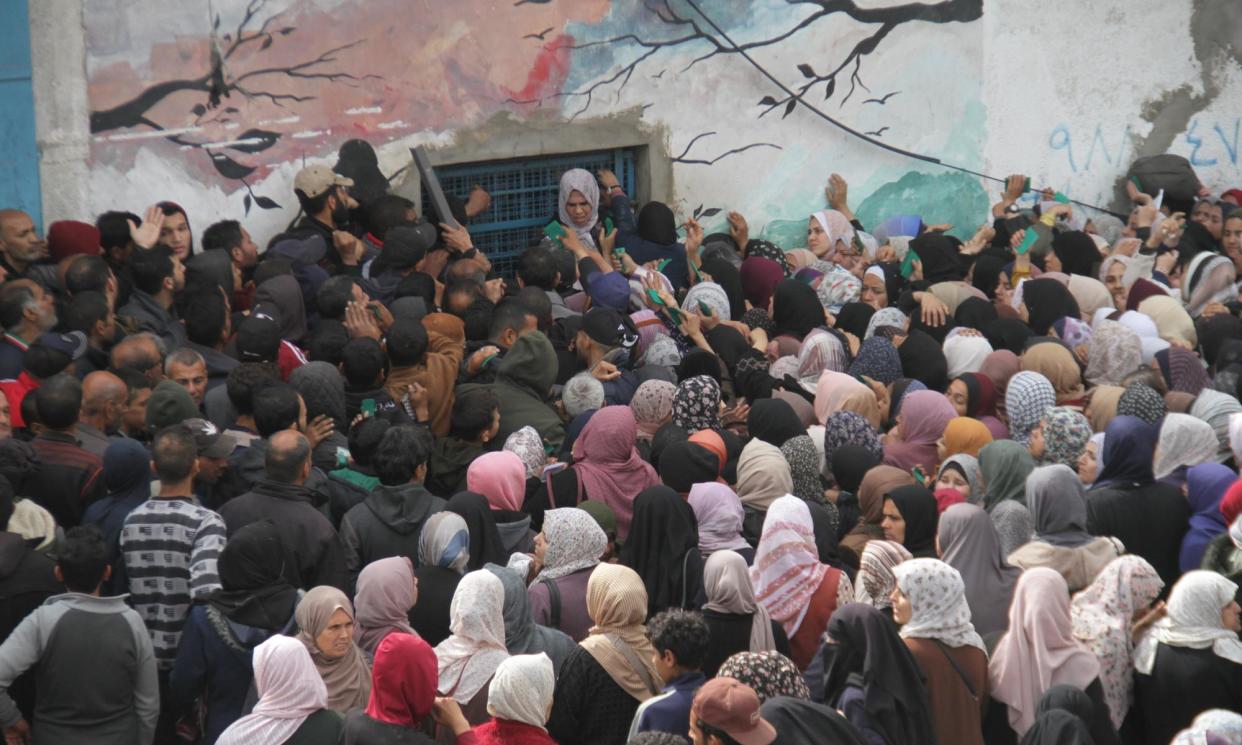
[265,429,311,484]
[82,370,127,412]
[111,334,164,382]
[0,210,45,269]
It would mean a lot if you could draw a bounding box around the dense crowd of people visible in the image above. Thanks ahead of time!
[0,143,1241,745]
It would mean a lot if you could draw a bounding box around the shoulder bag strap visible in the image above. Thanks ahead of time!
[539,576,562,629]
[932,639,978,700]
[605,633,662,696]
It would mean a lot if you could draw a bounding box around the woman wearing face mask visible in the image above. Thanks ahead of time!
[891,559,988,745]
[1132,571,1242,745]
[295,586,372,714]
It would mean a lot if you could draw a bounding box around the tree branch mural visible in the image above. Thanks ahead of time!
[671,131,782,166]
[89,0,379,214]
[511,0,981,125]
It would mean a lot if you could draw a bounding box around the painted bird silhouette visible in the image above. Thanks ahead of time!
[524,26,555,40]
[863,91,900,105]
[864,127,890,137]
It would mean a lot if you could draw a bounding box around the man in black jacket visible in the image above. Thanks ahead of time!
[339,424,443,592]
[218,430,347,591]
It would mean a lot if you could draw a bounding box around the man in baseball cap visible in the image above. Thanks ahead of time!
[689,678,776,745]
[291,164,359,271]
[183,418,238,504]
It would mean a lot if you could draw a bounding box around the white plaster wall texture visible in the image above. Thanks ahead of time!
[25,0,1242,248]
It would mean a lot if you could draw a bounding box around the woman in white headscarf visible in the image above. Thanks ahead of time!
[216,635,341,745]
[891,558,987,745]
[1069,555,1165,730]
[470,653,559,745]
[1132,571,1242,745]
[434,570,510,725]
[699,550,787,676]
[558,168,600,248]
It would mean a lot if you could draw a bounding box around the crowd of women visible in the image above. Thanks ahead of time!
[6,158,1242,745]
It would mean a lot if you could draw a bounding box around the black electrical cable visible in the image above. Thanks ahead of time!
[683,0,1128,219]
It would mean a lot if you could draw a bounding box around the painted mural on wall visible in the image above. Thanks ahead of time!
[84,0,998,248]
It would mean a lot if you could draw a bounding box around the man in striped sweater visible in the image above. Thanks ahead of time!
[119,424,226,740]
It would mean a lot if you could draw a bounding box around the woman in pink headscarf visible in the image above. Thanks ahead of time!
[538,406,660,542]
[882,390,957,475]
[467,451,535,556]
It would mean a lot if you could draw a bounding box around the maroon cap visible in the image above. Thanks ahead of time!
[691,678,776,745]
[47,220,101,263]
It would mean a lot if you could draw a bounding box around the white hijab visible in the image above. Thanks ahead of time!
[487,653,555,729]
[435,570,511,703]
[216,636,327,745]
[1134,570,1242,674]
[892,558,986,652]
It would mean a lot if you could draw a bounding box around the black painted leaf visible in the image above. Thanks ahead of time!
[700,208,722,218]
[224,107,239,114]
[758,96,777,107]
[694,204,703,218]
[824,78,837,100]
[253,196,280,209]
[279,27,295,35]
[227,129,281,153]
[244,193,252,215]
[797,63,815,78]
[783,99,797,118]
[209,152,256,180]
[191,103,207,116]
[260,35,273,50]
[213,14,220,30]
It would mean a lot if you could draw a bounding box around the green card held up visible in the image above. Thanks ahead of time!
[1015,230,1039,255]
[1053,191,1071,204]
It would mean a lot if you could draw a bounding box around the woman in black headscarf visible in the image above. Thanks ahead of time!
[986,318,1036,355]
[1031,684,1119,745]
[171,519,299,744]
[622,200,691,289]
[702,256,747,321]
[445,491,508,571]
[955,296,999,331]
[830,445,881,543]
[883,486,940,558]
[1049,231,1099,277]
[760,696,868,745]
[910,233,966,283]
[835,301,876,341]
[619,485,705,616]
[747,398,805,448]
[771,279,825,341]
[677,348,723,385]
[1020,278,1080,336]
[897,328,949,393]
[822,603,937,745]
[971,255,1008,299]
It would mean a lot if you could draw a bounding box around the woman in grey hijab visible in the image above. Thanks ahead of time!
[1007,465,1124,591]
[483,564,577,675]
[936,502,1021,643]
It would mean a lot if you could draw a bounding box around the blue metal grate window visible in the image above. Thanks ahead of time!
[426,148,637,277]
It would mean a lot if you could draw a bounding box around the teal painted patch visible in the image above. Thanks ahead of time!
[760,219,809,251]
[855,171,989,242]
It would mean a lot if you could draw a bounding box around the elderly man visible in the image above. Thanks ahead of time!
[0,210,48,282]
[77,371,128,458]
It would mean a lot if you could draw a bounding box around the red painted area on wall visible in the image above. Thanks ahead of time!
[504,34,574,104]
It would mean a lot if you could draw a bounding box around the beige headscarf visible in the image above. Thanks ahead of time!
[1084,385,1123,433]
[703,550,778,653]
[579,564,662,702]
[735,439,793,511]
[1138,295,1198,347]
[1066,275,1115,319]
[295,586,372,713]
[814,370,882,429]
[1021,342,1084,403]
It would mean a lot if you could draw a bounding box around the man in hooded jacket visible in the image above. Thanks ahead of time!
[459,330,564,452]
[338,425,444,593]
